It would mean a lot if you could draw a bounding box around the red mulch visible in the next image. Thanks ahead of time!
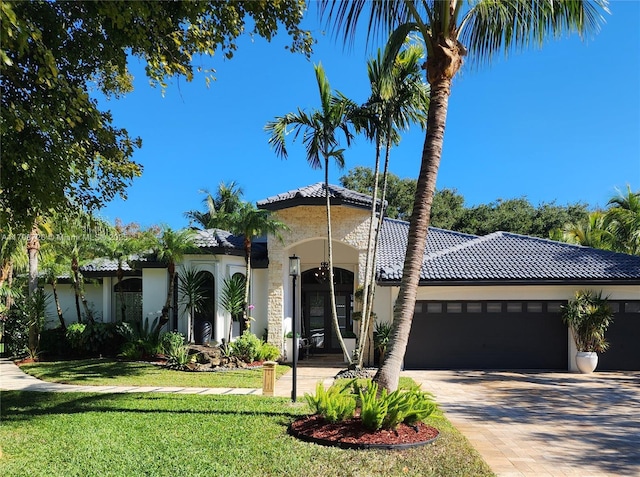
[290,414,439,449]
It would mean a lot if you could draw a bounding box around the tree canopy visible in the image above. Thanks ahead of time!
[340,166,590,238]
[1,0,312,233]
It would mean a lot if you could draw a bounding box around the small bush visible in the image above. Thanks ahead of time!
[39,327,69,358]
[161,331,185,354]
[230,331,262,363]
[65,323,86,352]
[359,382,389,430]
[257,342,280,361]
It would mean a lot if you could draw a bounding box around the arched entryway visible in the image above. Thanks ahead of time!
[301,267,354,353]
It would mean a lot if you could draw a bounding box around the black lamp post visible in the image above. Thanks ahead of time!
[289,255,300,402]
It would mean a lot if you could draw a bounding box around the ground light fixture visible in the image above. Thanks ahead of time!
[289,255,300,402]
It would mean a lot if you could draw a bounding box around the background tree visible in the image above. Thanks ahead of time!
[1,1,313,234]
[266,63,356,363]
[321,0,609,391]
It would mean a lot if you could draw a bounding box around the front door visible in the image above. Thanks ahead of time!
[301,267,354,354]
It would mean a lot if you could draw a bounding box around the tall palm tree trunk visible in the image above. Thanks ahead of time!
[324,162,351,363]
[159,265,176,332]
[27,224,40,295]
[51,278,65,330]
[374,77,452,391]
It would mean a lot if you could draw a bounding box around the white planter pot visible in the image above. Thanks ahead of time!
[576,351,598,374]
[343,338,356,363]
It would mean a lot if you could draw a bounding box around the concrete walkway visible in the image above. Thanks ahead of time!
[0,358,338,398]
[3,359,639,476]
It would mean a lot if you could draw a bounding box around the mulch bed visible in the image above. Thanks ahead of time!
[289,414,439,450]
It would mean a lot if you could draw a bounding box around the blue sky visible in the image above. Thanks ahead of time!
[98,1,639,230]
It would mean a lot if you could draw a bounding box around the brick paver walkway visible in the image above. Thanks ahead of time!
[406,370,640,477]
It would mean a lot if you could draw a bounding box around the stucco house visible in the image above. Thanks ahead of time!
[48,183,640,371]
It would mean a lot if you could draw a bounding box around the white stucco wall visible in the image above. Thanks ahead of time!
[43,280,104,327]
[142,268,168,328]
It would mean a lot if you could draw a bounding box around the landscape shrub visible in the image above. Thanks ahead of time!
[161,331,185,354]
[3,306,30,357]
[39,327,69,358]
[229,331,262,363]
[65,323,86,352]
[257,342,280,361]
[305,379,437,430]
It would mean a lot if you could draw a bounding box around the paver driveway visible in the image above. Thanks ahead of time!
[405,370,640,477]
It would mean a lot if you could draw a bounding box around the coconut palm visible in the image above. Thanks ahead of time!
[153,227,197,334]
[320,0,609,391]
[355,42,429,366]
[604,186,640,255]
[265,63,357,362]
[184,181,244,231]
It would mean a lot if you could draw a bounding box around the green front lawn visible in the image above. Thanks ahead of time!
[0,391,494,477]
[19,359,290,388]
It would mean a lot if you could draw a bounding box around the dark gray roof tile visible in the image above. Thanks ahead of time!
[257,182,381,211]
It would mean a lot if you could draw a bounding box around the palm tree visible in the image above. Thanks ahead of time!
[320,0,609,391]
[178,266,208,343]
[39,249,68,329]
[562,211,613,250]
[184,181,244,231]
[355,42,429,366]
[153,227,197,333]
[604,186,640,255]
[233,202,288,331]
[265,63,357,362]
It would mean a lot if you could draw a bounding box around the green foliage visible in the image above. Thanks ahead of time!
[117,316,164,359]
[38,327,69,358]
[1,1,312,232]
[65,323,86,351]
[229,331,263,363]
[359,380,436,431]
[165,344,196,367]
[304,380,357,424]
[161,331,185,354]
[561,290,614,353]
[374,321,392,360]
[359,381,389,430]
[220,274,246,321]
[257,342,281,361]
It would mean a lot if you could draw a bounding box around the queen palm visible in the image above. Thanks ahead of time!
[562,211,613,250]
[355,42,429,366]
[265,63,357,362]
[320,0,609,391]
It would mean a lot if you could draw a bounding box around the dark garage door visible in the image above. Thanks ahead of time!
[405,300,568,370]
[598,301,640,371]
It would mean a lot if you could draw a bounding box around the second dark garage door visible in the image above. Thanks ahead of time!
[404,300,568,370]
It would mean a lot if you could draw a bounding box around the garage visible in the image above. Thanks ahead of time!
[404,300,568,370]
[598,300,640,371]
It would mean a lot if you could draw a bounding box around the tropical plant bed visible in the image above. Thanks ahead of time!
[290,414,439,450]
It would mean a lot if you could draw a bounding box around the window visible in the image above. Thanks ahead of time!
[527,302,543,313]
[624,302,640,313]
[487,302,503,313]
[113,278,142,322]
[506,302,522,313]
[426,302,441,313]
[466,302,482,313]
[446,302,462,313]
[547,302,563,313]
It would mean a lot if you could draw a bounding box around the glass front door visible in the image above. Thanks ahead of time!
[303,291,350,353]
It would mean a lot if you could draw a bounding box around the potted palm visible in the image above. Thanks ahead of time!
[561,290,614,373]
